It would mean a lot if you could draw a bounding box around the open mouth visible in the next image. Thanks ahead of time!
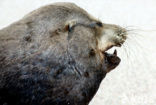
[102,46,121,72]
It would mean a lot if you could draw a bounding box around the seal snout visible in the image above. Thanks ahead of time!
[97,23,127,72]
[97,23,127,52]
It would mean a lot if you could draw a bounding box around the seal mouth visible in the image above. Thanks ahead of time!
[102,46,121,72]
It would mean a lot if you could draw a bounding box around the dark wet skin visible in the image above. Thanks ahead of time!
[104,50,121,73]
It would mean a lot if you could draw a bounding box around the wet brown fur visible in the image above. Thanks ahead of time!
[0,2,123,105]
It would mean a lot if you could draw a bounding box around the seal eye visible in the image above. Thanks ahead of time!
[96,22,103,27]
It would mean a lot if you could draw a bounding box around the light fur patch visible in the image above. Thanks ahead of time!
[98,29,116,51]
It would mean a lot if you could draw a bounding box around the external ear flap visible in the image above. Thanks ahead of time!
[64,20,77,32]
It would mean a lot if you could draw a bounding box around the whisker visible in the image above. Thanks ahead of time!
[121,25,155,70]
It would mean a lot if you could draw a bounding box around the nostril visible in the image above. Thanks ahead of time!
[116,29,127,37]
[117,33,121,36]
[116,30,122,36]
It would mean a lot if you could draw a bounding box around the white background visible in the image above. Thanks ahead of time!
[0,0,156,105]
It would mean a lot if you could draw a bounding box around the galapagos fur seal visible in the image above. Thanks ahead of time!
[0,2,127,105]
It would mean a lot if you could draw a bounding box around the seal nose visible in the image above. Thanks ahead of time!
[117,28,127,40]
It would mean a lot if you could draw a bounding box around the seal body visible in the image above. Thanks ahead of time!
[0,2,127,105]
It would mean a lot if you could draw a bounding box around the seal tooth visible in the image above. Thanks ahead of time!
[113,49,117,56]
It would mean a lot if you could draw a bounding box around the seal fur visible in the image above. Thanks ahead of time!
[0,2,127,105]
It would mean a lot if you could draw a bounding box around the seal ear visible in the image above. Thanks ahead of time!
[64,20,77,32]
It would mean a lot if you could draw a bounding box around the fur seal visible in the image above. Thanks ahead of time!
[0,2,127,105]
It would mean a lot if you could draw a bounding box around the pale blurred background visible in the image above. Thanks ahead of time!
[0,0,156,105]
